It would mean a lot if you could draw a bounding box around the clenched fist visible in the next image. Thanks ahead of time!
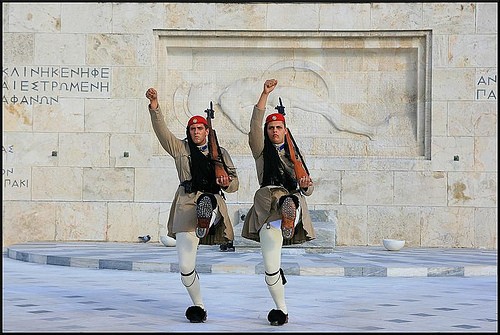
[145,87,158,109]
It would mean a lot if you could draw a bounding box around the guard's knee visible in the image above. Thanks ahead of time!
[181,269,198,287]
[265,268,287,286]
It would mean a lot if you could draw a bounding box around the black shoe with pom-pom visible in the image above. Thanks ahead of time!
[185,305,207,323]
[267,309,288,326]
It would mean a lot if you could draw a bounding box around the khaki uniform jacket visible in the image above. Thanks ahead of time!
[241,105,316,244]
[149,106,239,244]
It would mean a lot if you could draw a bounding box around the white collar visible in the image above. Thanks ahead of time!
[273,142,285,151]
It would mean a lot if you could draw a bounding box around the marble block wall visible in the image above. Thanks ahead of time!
[2,2,497,249]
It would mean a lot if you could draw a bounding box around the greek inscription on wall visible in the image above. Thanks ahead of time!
[3,144,14,154]
[476,74,497,100]
[2,66,112,105]
[2,145,29,189]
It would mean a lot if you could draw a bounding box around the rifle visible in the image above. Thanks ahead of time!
[204,101,230,182]
[275,97,310,182]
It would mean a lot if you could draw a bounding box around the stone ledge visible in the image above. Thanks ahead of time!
[5,243,497,278]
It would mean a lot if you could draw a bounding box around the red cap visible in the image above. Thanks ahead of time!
[187,115,208,127]
[265,113,286,124]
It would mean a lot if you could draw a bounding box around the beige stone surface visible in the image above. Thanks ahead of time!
[106,202,161,242]
[474,208,497,249]
[447,172,497,208]
[334,205,368,246]
[3,132,58,166]
[394,171,447,206]
[134,167,178,202]
[2,201,57,246]
[55,202,108,241]
[2,2,497,249]
[57,133,108,167]
[33,98,85,132]
[475,137,497,172]
[82,168,135,201]
[342,171,393,205]
[420,207,475,248]
[32,167,83,201]
[85,99,137,133]
[110,134,153,168]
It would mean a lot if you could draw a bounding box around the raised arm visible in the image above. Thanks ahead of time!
[249,79,278,158]
[145,87,185,157]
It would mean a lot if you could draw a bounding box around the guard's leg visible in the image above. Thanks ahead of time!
[259,226,288,325]
[195,193,220,239]
[176,232,207,323]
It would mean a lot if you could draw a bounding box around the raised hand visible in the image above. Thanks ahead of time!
[145,87,158,109]
[257,79,278,109]
[263,79,277,94]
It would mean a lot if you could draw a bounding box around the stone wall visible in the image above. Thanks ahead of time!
[2,2,497,249]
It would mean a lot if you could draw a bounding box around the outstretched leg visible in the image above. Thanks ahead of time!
[259,226,289,325]
[176,232,207,323]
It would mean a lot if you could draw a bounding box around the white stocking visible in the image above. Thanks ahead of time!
[176,232,204,309]
[259,226,287,314]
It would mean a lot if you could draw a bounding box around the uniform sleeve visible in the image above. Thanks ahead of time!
[248,105,265,159]
[300,184,314,196]
[298,153,314,196]
[220,147,239,194]
[148,106,185,157]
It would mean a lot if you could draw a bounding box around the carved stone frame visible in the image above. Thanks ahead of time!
[154,30,431,159]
